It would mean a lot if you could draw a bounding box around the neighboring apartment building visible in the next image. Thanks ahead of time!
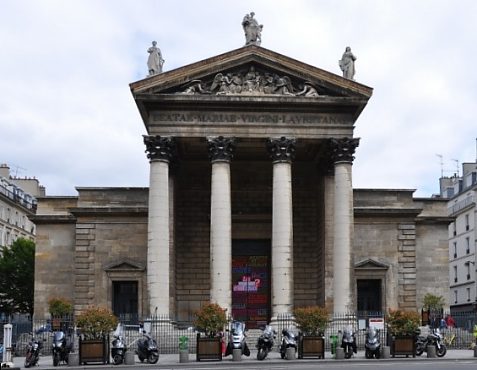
[441,160,477,313]
[0,163,44,247]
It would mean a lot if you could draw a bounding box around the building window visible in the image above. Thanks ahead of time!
[466,237,471,254]
[454,265,458,283]
[467,288,471,302]
[467,262,471,280]
[466,214,470,231]
[454,242,457,258]
[454,290,458,304]
[453,222,457,236]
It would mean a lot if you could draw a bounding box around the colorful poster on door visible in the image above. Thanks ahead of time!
[232,255,269,328]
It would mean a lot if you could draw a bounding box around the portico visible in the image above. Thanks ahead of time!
[131,45,372,323]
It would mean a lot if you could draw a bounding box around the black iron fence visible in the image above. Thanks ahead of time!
[3,310,477,356]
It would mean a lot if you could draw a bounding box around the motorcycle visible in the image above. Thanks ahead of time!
[225,321,250,357]
[279,328,297,359]
[340,326,357,359]
[24,334,43,368]
[52,330,72,366]
[364,326,381,359]
[415,328,447,357]
[136,329,159,364]
[256,325,276,360]
[111,324,127,365]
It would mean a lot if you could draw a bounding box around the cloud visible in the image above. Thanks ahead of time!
[0,0,476,197]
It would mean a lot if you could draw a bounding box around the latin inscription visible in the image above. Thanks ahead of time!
[152,112,348,125]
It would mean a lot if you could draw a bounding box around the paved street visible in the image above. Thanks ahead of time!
[8,349,477,370]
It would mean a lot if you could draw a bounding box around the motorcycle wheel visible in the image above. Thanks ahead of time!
[257,348,268,361]
[365,349,372,359]
[415,344,424,356]
[345,348,353,359]
[436,344,447,357]
[24,352,33,368]
[147,352,159,364]
[113,354,123,365]
[53,352,60,366]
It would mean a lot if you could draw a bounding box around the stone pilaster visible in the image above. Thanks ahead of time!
[397,223,417,310]
[330,137,359,315]
[267,137,295,318]
[144,135,176,317]
[208,136,235,314]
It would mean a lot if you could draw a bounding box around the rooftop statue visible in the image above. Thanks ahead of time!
[339,46,356,80]
[147,41,164,76]
[242,12,263,46]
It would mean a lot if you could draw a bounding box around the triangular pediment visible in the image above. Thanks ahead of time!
[130,45,372,99]
[355,259,389,270]
[104,259,145,272]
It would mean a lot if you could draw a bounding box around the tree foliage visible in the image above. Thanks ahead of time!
[423,293,445,311]
[0,238,35,315]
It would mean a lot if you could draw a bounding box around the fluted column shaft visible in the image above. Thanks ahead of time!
[208,136,235,314]
[144,135,175,317]
[267,137,296,318]
[330,137,359,314]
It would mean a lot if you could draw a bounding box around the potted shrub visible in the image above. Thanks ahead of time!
[76,306,118,364]
[386,309,420,357]
[48,297,73,330]
[294,306,329,359]
[193,303,227,361]
[423,293,445,328]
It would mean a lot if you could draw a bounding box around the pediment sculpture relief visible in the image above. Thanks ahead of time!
[178,66,320,97]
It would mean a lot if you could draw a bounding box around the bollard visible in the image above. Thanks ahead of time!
[124,351,135,365]
[232,348,242,361]
[179,350,189,363]
[286,347,296,360]
[427,345,436,358]
[335,347,345,359]
[68,352,79,366]
[381,346,390,359]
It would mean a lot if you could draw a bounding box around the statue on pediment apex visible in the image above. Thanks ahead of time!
[147,41,164,76]
[242,12,263,46]
[339,46,356,80]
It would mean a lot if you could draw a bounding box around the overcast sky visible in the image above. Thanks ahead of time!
[1,0,476,197]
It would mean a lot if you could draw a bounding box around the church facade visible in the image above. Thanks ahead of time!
[32,46,451,326]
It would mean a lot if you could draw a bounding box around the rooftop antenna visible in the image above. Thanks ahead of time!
[436,154,443,178]
[451,158,460,177]
[10,163,26,177]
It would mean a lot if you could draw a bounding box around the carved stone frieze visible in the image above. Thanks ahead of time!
[207,136,236,162]
[178,65,320,97]
[267,137,296,162]
[143,135,176,162]
[329,137,360,163]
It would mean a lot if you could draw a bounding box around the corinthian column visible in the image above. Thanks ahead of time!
[330,137,359,314]
[144,135,176,317]
[208,136,235,314]
[267,137,296,319]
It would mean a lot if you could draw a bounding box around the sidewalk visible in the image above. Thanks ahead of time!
[9,349,477,369]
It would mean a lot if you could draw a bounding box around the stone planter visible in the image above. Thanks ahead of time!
[390,336,415,358]
[298,334,325,359]
[195,333,222,361]
[79,337,109,364]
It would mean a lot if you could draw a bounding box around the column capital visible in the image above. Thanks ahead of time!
[267,136,296,163]
[144,135,176,162]
[207,136,236,162]
[330,137,360,164]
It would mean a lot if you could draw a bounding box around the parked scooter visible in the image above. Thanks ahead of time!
[364,326,381,359]
[225,321,250,357]
[52,330,72,366]
[256,325,276,360]
[136,329,159,364]
[340,326,357,359]
[111,324,127,365]
[279,328,297,359]
[24,333,43,368]
[415,328,447,357]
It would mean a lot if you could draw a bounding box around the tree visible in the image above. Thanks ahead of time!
[423,293,445,311]
[0,238,35,316]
